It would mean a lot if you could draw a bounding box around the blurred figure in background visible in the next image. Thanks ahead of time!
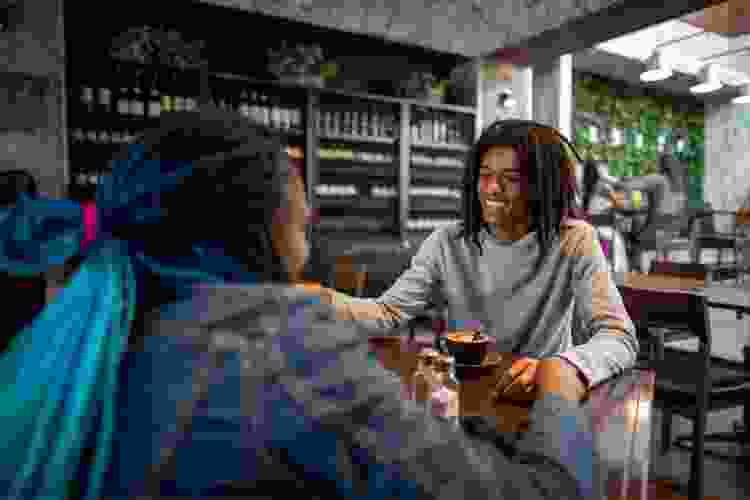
[598,136,690,271]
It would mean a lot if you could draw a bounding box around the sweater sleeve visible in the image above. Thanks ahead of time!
[327,229,444,334]
[562,224,639,388]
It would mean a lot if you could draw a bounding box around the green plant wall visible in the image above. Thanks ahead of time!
[573,74,705,209]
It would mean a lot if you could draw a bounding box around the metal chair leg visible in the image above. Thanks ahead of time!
[661,409,673,455]
[688,407,707,500]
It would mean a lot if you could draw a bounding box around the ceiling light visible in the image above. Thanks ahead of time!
[690,64,723,94]
[640,50,673,82]
[733,83,750,104]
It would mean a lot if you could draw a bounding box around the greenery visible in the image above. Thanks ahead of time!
[573,74,705,208]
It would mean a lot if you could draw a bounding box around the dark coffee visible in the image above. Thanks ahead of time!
[444,331,490,365]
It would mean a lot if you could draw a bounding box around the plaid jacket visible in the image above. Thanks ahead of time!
[103,283,601,499]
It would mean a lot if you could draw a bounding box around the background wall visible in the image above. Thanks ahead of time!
[704,101,750,229]
[572,71,705,209]
[0,0,66,199]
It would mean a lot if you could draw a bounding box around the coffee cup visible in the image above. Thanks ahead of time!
[444,331,491,365]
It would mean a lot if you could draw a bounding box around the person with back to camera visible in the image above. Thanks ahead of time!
[305,120,638,405]
[0,109,602,499]
[597,136,690,271]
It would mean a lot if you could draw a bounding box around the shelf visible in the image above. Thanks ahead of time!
[318,163,397,180]
[319,156,395,165]
[317,197,395,211]
[411,141,469,152]
[411,166,463,185]
[316,216,396,233]
[318,133,395,145]
[210,70,476,114]
[410,198,462,213]
[410,161,463,169]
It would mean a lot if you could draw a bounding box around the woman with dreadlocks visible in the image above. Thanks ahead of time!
[0,110,601,499]
[310,119,637,401]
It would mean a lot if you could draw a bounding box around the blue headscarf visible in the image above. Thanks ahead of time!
[0,110,281,499]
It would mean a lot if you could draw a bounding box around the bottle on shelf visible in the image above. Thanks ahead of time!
[97,82,112,115]
[239,88,250,118]
[115,66,131,116]
[360,108,369,138]
[80,85,95,114]
[130,68,145,118]
[259,93,270,127]
[86,129,98,144]
[332,108,341,137]
[160,67,174,114]
[351,109,360,136]
[433,112,443,144]
[370,108,381,138]
[147,71,161,119]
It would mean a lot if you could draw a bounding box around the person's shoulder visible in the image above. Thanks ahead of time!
[559,218,599,258]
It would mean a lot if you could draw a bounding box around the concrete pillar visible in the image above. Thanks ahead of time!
[531,54,573,140]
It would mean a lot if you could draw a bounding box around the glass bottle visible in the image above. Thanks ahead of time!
[331,108,340,136]
[116,65,130,116]
[412,348,439,407]
[80,85,95,114]
[238,89,249,118]
[147,70,161,119]
[130,68,145,117]
[98,83,112,116]
[260,93,270,127]
[160,67,173,114]
[371,107,380,138]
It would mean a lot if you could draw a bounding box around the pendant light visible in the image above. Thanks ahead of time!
[690,63,723,94]
[733,83,750,104]
[640,49,674,82]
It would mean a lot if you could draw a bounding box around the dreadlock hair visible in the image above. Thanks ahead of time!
[459,119,585,273]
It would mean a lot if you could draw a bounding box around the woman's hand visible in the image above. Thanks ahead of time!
[492,357,539,401]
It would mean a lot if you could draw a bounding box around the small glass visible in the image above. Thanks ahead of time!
[412,348,439,406]
[430,355,460,428]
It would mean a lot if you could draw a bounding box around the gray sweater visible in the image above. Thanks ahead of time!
[331,220,638,388]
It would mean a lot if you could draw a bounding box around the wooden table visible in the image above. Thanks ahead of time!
[368,335,657,500]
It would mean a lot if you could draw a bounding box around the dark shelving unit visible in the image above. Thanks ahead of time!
[64,2,477,243]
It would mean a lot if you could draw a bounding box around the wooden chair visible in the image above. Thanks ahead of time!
[619,284,750,500]
[333,243,441,339]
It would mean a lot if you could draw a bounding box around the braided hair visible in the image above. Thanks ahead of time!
[459,120,585,273]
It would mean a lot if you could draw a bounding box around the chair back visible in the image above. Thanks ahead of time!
[336,243,416,298]
[619,285,712,377]
[0,170,46,351]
